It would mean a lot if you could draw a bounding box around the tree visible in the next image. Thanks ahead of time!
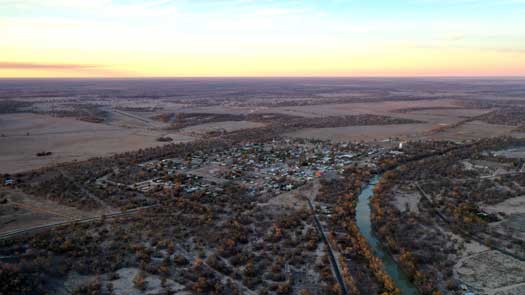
[133,271,147,291]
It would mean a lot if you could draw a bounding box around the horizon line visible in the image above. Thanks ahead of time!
[1,75,525,80]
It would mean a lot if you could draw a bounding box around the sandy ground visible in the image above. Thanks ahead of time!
[483,196,525,241]
[442,225,490,257]
[455,250,525,295]
[0,113,194,173]
[187,164,228,184]
[392,191,421,213]
[450,200,525,295]
[265,190,308,210]
[483,196,525,216]
[262,180,319,210]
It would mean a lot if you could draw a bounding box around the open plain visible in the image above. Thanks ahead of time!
[2,78,524,173]
[1,78,525,295]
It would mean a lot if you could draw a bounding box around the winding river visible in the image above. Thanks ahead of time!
[355,175,419,295]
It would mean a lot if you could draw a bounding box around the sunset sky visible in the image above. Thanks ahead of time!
[1,0,524,77]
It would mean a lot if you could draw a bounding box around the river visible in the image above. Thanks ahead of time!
[355,175,419,295]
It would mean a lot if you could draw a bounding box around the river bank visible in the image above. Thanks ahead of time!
[355,175,419,295]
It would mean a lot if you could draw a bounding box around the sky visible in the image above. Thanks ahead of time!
[0,0,524,77]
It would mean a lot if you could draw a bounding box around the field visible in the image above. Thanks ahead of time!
[179,121,266,136]
[286,105,498,142]
[0,101,510,173]
[0,113,194,173]
[2,78,525,172]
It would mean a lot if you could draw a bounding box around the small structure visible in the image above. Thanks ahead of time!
[156,136,173,142]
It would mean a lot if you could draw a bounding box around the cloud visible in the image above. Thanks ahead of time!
[0,62,99,69]
[0,62,132,76]
[407,44,525,54]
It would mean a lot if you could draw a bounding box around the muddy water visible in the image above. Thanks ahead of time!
[355,175,419,295]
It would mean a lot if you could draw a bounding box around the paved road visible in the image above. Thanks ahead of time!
[307,199,349,295]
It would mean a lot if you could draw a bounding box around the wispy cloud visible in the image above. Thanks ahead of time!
[0,61,131,76]
[0,61,99,69]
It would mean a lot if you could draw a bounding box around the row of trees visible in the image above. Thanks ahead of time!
[318,166,403,295]
[371,171,446,295]
[368,139,525,294]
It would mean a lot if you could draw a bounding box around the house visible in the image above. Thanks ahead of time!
[185,187,198,193]
[389,150,404,155]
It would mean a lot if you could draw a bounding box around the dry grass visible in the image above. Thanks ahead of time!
[0,113,194,173]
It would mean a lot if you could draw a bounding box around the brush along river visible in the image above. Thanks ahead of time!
[355,175,419,295]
